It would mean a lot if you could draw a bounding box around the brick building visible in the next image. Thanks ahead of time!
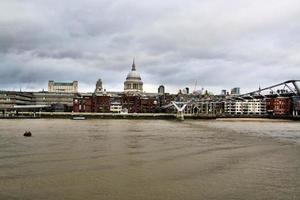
[73,94,93,112]
[93,95,110,113]
[140,97,159,113]
[122,95,141,113]
[273,97,292,116]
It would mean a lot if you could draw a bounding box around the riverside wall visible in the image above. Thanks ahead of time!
[1,111,299,121]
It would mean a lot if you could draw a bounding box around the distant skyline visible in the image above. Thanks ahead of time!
[1,0,300,94]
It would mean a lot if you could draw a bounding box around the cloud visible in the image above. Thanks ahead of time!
[0,0,300,94]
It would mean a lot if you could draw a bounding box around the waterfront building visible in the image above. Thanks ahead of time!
[93,95,111,113]
[189,101,223,115]
[273,97,292,116]
[0,90,76,113]
[224,100,239,115]
[122,95,141,113]
[124,60,143,93]
[48,80,78,93]
[110,95,122,113]
[110,103,122,113]
[140,97,159,113]
[266,98,275,114]
[0,91,34,110]
[73,93,111,113]
[245,99,267,114]
[73,94,93,113]
[224,99,266,115]
[34,92,75,112]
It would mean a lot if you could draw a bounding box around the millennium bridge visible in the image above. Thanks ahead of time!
[163,80,300,120]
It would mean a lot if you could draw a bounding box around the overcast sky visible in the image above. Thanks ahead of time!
[1,0,300,94]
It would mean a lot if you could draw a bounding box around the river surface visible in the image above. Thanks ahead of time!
[0,119,299,200]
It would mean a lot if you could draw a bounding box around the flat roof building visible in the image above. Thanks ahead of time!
[48,80,78,93]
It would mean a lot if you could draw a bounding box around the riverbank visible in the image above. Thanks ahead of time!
[1,111,299,121]
[0,112,217,120]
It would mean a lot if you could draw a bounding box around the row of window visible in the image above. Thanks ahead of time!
[125,84,142,90]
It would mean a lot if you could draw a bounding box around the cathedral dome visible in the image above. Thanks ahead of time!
[126,71,141,80]
[124,59,143,93]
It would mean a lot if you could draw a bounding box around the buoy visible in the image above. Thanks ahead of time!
[23,131,32,137]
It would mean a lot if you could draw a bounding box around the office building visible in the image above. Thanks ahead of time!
[48,80,78,93]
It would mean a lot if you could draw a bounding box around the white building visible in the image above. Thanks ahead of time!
[110,103,122,113]
[48,80,78,93]
[246,99,266,114]
[224,99,266,115]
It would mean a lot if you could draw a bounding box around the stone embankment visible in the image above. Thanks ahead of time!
[0,112,299,120]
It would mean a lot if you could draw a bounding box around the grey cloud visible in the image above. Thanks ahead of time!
[0,0,300,93]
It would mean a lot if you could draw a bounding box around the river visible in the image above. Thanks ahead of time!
[0,119,299,200]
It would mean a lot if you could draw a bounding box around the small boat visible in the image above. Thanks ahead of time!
[72,116,86,120]
[24,131,32,137]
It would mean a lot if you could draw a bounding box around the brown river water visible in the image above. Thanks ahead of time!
[0,119,299,200]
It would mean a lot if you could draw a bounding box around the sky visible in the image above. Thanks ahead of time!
[0,0,300,94]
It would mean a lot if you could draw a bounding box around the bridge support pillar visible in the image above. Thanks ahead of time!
[171,101,187,121]
[176,111,184,121]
